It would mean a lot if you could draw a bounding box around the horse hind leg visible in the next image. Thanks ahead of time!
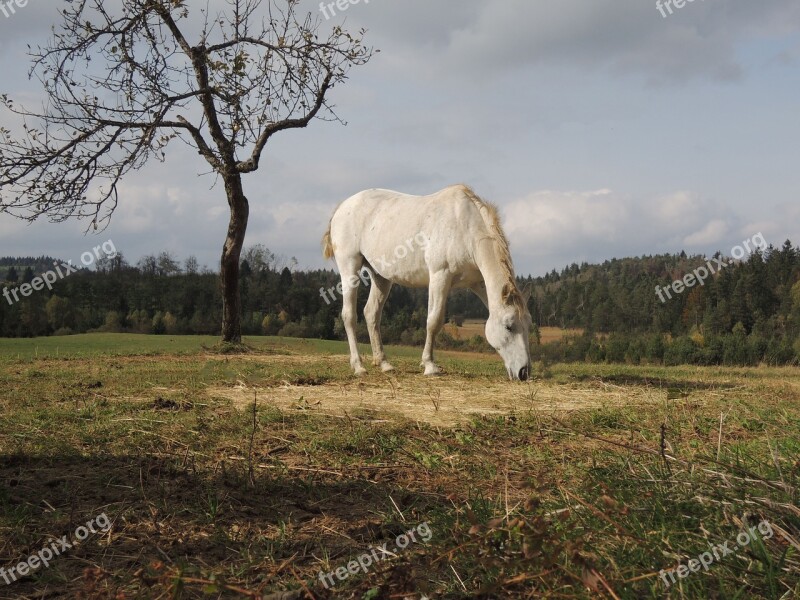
[363,269,394,372]
[335,254,367,376]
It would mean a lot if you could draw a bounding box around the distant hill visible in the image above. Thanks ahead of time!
[0,256,59,281]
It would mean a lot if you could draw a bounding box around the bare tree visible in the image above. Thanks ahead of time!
[184,255,199,275]
[0,0,372,342]
[242,243,276,273]
[157,251,181,276]
[546,297,559,327]
[138,255,159,276]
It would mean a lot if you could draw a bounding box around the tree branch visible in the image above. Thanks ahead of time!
[0,0,372,224]
[238,71,333,173]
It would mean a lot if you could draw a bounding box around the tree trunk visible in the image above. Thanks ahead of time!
[220,173,250,343]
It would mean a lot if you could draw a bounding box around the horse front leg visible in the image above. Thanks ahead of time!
[421,271,452,376]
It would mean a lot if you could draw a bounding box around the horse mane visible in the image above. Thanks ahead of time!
[457,184,526,313]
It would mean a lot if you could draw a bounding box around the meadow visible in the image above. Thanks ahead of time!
[443,321,584,345]
[0,334,798,599]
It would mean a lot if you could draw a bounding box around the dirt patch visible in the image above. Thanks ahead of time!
[152,396,193,411]
[208,375,663,426]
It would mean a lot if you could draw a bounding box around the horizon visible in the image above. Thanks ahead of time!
[1,237,795,281]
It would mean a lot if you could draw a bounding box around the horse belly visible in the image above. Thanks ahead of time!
[362,237,430,287]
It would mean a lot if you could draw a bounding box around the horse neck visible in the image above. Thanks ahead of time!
[474,239,512,313]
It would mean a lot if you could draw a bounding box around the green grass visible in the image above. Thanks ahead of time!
[0,333,472,364]
[0,334,798,599]
[0,333,339,360]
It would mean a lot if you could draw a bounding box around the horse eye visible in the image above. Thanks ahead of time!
[505,325,513,332]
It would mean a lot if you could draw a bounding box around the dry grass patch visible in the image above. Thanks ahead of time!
[209,376,663,427]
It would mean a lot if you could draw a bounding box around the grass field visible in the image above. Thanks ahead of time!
[0,334,798,599]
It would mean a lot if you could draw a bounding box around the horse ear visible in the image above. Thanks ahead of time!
[501,283,514,304]
[521,282,532,304]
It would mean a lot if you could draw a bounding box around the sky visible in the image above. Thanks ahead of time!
[0,0,798,276]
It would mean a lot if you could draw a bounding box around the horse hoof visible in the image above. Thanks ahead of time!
[423,364,442,376]
[354,366,367,376]
[380,362,395,373]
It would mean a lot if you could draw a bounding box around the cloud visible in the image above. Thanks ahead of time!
[683,219,729,245]
[501,187,745,270]
[504,189,626,251]
[741,201,800,248]
[334,0,800,84]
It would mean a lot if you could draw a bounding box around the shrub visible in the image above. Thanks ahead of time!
[605,333,629,363]
[625,337,646,365]
[102,311,123,333]
[278,320,311,338]
[722,331,749,366]
[664,336,699,366]
[645,334,665,362]
[152,312,166,335]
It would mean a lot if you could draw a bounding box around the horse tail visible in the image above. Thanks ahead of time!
[321,222,335,260]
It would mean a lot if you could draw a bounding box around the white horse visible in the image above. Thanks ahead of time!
[322,184,532,381]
